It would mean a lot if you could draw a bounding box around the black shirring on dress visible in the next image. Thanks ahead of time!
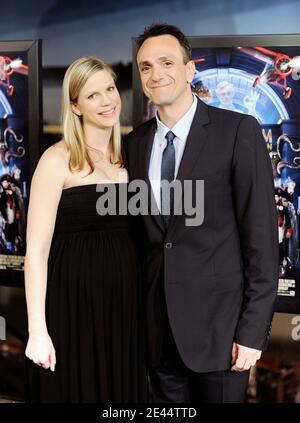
[27,183,148,403]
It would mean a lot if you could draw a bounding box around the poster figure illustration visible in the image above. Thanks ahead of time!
[193,45,300,313]
[141,44,300,312]
[0,53,29,269]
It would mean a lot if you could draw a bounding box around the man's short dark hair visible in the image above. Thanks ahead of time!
[136,22,192,64]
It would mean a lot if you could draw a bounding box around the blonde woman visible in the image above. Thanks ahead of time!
[25,56,147,402]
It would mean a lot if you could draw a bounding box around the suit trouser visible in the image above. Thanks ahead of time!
[148,320,250,403]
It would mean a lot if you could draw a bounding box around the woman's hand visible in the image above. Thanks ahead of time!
[25,331,56,371]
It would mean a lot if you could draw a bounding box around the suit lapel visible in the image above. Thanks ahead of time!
[167,99,210,237]
[140,120,155,185]
[136,99,210,235]
[138,119,165,233]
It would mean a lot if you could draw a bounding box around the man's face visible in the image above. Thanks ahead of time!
[136,34,195,107]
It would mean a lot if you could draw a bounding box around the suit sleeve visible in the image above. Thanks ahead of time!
[232,115,279,350]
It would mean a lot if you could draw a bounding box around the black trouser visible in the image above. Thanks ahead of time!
[149,321,250,403]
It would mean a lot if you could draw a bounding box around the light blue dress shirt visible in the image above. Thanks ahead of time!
[148,95,198,212]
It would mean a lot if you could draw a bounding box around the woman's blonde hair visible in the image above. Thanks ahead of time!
[61,56,122,174]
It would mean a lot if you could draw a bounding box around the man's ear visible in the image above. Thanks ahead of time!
[186,60,196,84]
[71,102,81,116]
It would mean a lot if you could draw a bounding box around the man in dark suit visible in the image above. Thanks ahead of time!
[123,23,278,403]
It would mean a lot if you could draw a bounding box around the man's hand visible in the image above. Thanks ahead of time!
[231,342,261,371]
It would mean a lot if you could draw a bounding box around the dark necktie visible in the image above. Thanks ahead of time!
[161,130,176,226]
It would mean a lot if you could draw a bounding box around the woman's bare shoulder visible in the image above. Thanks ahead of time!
[48,140,69,159]
[39,140,70,166]
[32,141,70,184]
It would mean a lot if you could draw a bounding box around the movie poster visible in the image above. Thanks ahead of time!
[0,52,29,273]
[140,44,300,312]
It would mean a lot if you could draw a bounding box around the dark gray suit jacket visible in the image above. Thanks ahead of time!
[123,98,278,373]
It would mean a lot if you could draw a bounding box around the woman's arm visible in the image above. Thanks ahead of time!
[25,144,68,371]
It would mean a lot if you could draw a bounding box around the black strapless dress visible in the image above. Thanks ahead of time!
[27,183,148,403]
